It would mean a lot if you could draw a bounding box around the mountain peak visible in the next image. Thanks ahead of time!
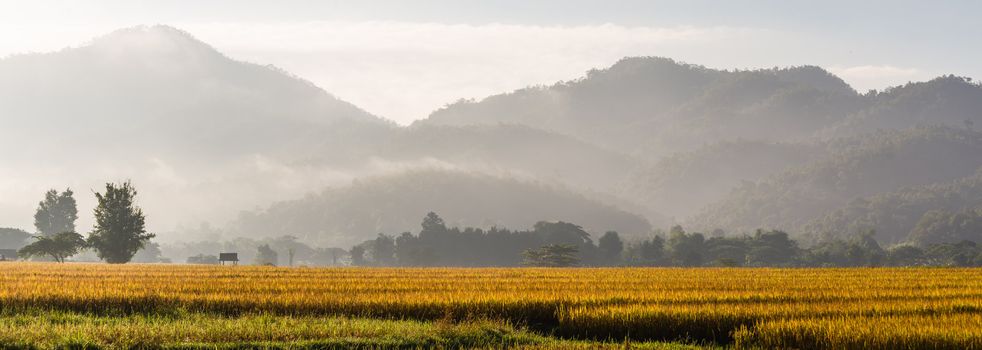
[86,24,222,58]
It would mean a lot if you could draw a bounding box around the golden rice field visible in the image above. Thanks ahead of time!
[0,263,980,349]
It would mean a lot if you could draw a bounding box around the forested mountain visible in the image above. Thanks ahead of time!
[804,167,982,245]
[3,25,981,250]
[0,25,646,239]
[423,57,863,158]
[382,124,637,192]
[823,76,982,138]
[690,126,982,238]
[0,25,393,161]
[230,170,653,247]
[0,25,401,232]
[624,140,821,220]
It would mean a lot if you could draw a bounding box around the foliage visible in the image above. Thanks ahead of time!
[695,126,982,238]
[255,244,278,266]
[33,188,78,237]
[908,208,982,245]
[597,231,624,265]
[17,231,87,262]
[806,167,982,244]
[88,181,154,264]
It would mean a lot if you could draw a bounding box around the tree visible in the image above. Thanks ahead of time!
[598,231,624,264]
[667,226,705,266]
[522,244,580,267]
[745,230,799,266]
[18,232,87,263]
[534,221,593,246]
[419,212,447,238]
[255,244,278,266]
[373,234,396,265]
[34,189,78,237]
[87,181,154,264]
[350,245,366,266]
[640,236,665,263]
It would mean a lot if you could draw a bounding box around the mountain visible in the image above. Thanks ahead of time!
[422,57,863,158]
[0,25,393,160]
[0,25,405,233]
[230,170,654,247]
[822,76,982,138]
[690,126,982,237]
[624,140,821,220]
[379,123,638,192]
[4,24,981,249]
[804,167,982,245]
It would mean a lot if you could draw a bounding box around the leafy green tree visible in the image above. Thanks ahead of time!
[255,244,278,266]
[87,181,154,264]
[598,231,624,264]
[18,232,87,262]
[522,244,580,267]
[34,189,78,237]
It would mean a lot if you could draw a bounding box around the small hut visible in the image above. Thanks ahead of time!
[219,253,239,266]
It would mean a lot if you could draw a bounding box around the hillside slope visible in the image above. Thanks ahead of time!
[690,126,982,236]
[230,170,653,247]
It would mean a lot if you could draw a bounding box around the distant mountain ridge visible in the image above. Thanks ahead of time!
[2,25,981,248]
[232,170,653,247]
[422,57,866,158]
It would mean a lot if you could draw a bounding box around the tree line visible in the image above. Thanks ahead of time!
[347,212,982,268]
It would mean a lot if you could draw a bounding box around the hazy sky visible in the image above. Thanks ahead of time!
[1,0,979,124]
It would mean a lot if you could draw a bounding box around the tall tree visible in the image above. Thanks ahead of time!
[34,189,78,237]
[598,231,624,264]
[87,181,154,264]
[419,212,447,239]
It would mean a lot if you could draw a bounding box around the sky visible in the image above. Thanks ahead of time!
[1,0,979,124]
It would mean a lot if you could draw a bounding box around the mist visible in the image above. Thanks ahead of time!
[1,3,981,263]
